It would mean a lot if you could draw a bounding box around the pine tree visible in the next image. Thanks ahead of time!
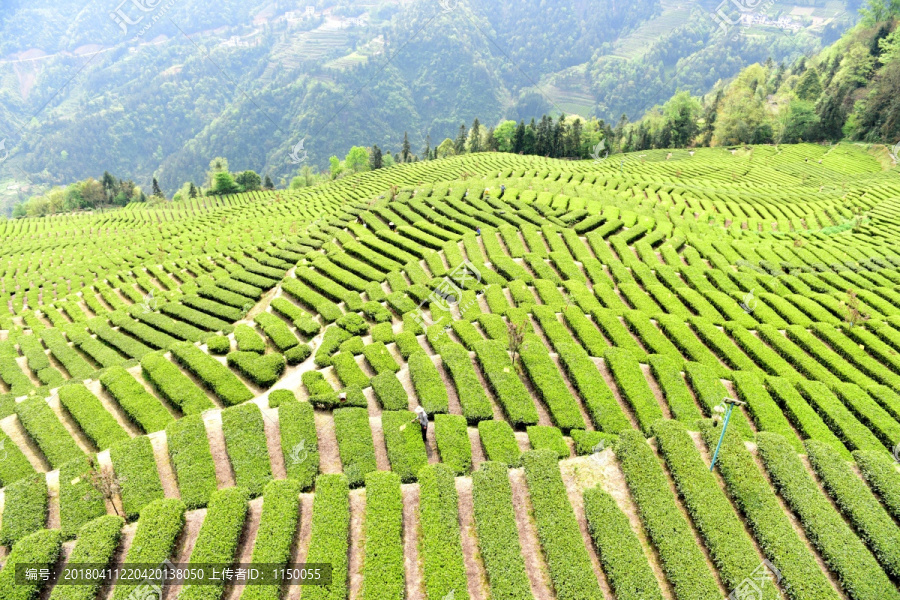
[423,135,432,161]
[486,127,498,152]
[370,145,384,170]
[513,120,526,153]
[401,132,412,162]
[152,178,164,198]
[454,124,468,154]
[469,118,482,153]
[571,118,583,158]
[189,182,198,198]
[263,175,274,190]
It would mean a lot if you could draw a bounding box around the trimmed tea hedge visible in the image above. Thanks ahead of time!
[242,480,303,600]
[221,402,273,497]
[408,350,449,414]
[0,473,48,547]
[111,498,186,600]
[603,347,663,435]
[381,410,429,482]
[757,432,898,600]
[0,528,62,600]
[15,396,85,469]
[58,458,106,540]
[140,352,214,415]
[331,352,370,389]
[0,429,36,487]
[57,384,129,450]
[471,462,533,600]
[235,324,267,354]
[110,436,165,521]
[478,419,522,467]
[361,472,405,600]
[583,486,664,600]
[853,449,900,521]
[519,335,585,432]
[171,342,253,405]
[280,399,320,491]
[179,486,251,600]
[227,351,286,388]
[302,474,350,600]
[166,415,218,509]
[615,430,720,600]
[99,366,174,434]
[363,341,400,374]
[418,464,470,600]
[473,339,539,428]
[434,413,472,475]
[522,449,604,600]
[526,425,569,459]
[371,371,409,411]
[333,407,378,488]
[255,312,301,351]
[49,515,124,600]
[439,342,493,423]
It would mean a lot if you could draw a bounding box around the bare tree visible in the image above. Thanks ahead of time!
[507,318,527,374]
[91,467,123,518]
[843,289,868,328]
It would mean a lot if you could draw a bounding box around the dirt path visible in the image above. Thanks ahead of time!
[224,496,264,600]
[369,416,391,472]
[507,469,555,598]
[469,352,509,422]
[641,363,672,420]
[163,509,207,600]
[348,489,366,600]
[434,356,464,417]
[455,478,490,600]
[592,357,641,431]
[148,431,180,499]
[202,411,235,489]
[260,403,287,480]
[396,368,419,412]
[401,484,425,600]
[549,352,595,431]
[514,432,531,455]
[286,493,316,600]
[125,364,180,420]
[314,410,342,474]
[86,379,142,436]
[97,522,137,600]
[95,450,125,518]
[363,387,382,418]
[468,428,486,469]
[0,413,49,472]
[596,446,676,600]
[45,470,60,530]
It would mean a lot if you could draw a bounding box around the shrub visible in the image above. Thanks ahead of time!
[807,440,900,579]
[58,458,106,540]
[854,450,900,521]
[603,347,662,436]
[757,432,898,600]
[111,498,186,600]
[0,473,48,546]
[647,354,703,425]
[87,321,153,360]
[730,371,800,451]
[340,336,365,355]
[315,326,353,367]
[285,343,313,365]
[478,420,521,467]
[519,336,585,432]
[698,422,844,600]
[408,350,448,414]
[471,462,533,600]
[49,515,124,600]
[371,371,409,411]
[0,529,62,600]
[303,474,350,600]
[360,472,404,600]
[526,425,568,459]
[207,334,231,354]
[684,361,754,440]
[418,464,470,600]
[652,420,779,598]
[473,339,539,428]
[15,396,84,469]
[282,277,343,323]
[100,366,175,434]
[179,487,251,600]
[227,351,286,388]
[166,415,218,509]
[333,407,378,488]
[765,376,850,458]
[268,389,297,408]
[280,400,320,491]
[255,312,301,351]
[583,486,664,600]
[130,305,206,341]
[140,352,215,415]
[439,342,493,423]
[58,384,130,450]
[0,429,36,487]
[221,403,273,497]
[110,436,165,520]
[363,341,400,374]
[521,449,605,600]
[171,342,253,405]
[241,480,303,600]
[40,328,93,380]
[337,312,369,335]
[381,410,429,482]
[108,312,178,351]
[795,379,884,454]
[615,431,720,600]
[235,324,267,354]
[570,430,618,456]
[434,413,471,475]
[331,352,370,389]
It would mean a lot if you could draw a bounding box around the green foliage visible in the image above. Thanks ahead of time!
[57,384,129,450]
[15,396,85,468]
[477,420,522,467]
[434,413,472,475]
[242,480,303,600]
[302,474,350,600]
[0,529,62,600]
[361,472,405,600]
[227,350,286,388]
[171,342,253,405]
[381,410,429,482]
[418,464,470,600]
[58,458,106,540]
[110,436,165,521]
[221,403,273,497]
[141,353,215,415]
[333,407,378,488]
[0,473,48,547]
[166,415,218,509]
[280,399,320,491]
[49,515,124,600]
[100,366,175,434]
[526,425,569,459]
[473,339,539,428]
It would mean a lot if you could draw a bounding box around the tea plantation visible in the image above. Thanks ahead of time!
[1,143,900,600]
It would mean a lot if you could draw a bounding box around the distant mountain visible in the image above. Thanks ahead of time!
[0,0,856,206]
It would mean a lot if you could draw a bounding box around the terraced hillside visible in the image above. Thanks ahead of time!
[2,144,900,600]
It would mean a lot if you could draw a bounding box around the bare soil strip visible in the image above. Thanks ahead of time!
[47,395,95,455]
[507,469,555,599]
[45,470,60,530]
[348,489,366,600]
[260,403,287,480]
[468,428,486,469]
[224,496,264,600]
[455,478,490,600]
[314,410,342,474]
[641,362,673,420]
[148,430,181,499]
[369,416,391,472]
[401,484,425,600]
[203,410,236,489]
[286,492,317,600]
[0,413,49,472]
[163,508,207,600]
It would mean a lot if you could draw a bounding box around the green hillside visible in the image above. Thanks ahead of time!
[0,144,899,600]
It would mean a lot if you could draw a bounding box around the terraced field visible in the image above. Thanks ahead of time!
[2,143,900,600]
